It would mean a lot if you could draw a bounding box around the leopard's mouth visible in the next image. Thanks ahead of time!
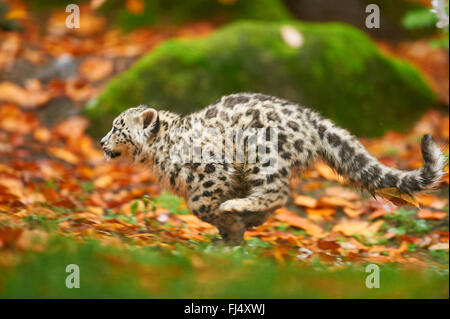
[104,149,121,159]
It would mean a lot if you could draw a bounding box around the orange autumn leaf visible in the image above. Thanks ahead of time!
[126,0,145,14]
[65,77,97,102]
[317,196,358,209]
[343,207,364,218]
[305,207,336,216]
[0,80,51,108]
[47,147,80,165]
[332,219,383,237]
[416,194,448,209]
[317,239,340,251]
[53,117,89,140]
[93,175,113,188]
[417,209,448,220]
[375,187,420,208]
[274,208,323,236]
[302,181,323,190]
[293,195,317,208]
[79,57,113,82]
[369,209,389,220]
[0,177,25,199]
[325,186,360,200]
[33,127,52,143]
[429,243,449,251]
[90,0,107,10]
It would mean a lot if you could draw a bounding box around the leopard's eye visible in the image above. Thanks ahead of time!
[112,127,118,133]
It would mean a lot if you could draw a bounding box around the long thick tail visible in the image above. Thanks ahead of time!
[316,118,446,195]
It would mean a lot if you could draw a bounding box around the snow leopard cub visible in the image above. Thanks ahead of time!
[100,92,445,244]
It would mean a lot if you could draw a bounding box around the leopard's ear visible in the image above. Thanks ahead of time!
[136,107,159,135]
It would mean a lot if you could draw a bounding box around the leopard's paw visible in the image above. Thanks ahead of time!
[219,199,251,213]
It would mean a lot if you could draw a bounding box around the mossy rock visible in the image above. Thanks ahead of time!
[97,0,291,32]
[85,21,437,138]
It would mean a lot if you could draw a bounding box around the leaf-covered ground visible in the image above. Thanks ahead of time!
[0,1,449,298]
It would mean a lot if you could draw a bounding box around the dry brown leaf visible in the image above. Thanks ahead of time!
[47,147,80,165]
[90,0,107,10]
[293,195,317,208]
[93,175,113,188]
[33,127,52,143]
[0,80,51,108]
[318,196,358,209]
[343,207,364,218]
[325,187,360,201]
[305,207,336,216]
[274,208,323,237]
[375,187,420,208]
[79,57,113,81]
[417,209,448,220]
[126,0,145,14]
[369,209,389,220]
[65,77,97,102]
[53,116,89,140]
[416,194,449,209]
[429,243,449,250]
[332,219,383,237]
[0,178,24,199]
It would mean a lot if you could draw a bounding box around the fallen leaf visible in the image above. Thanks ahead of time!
[53,116,89,140]
[93,175,113,188]
[369,209,389,220]
[306,207,336,216]
[343,207,364,218]
[375,187,420,208]
[33,127,52,143]
[318,196,358,209]
[126,0,145,14]
[332,219,383,237]
[274,208,323,236]
[417,209,448,220]
[429,243,449,250]
[325,187,360,200]
[47,147,80,165]
[416,194,448,209]
[79,57,113,81]
[0,80,51,108]
[293,195,317,208]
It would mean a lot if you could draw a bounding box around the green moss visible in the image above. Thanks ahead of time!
[97,0,291,32]
[85,21,437,138]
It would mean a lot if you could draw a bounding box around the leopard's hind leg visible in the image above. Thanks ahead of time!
[215,169,290,243]
[219,169,290,214]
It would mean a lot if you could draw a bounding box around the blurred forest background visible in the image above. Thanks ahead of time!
[0,0,448,298]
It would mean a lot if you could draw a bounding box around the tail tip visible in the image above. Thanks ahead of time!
[421,134,440,164]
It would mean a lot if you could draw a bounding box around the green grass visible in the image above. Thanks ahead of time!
[0,235,448,298]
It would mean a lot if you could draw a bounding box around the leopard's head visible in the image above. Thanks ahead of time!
[100,105,159,162]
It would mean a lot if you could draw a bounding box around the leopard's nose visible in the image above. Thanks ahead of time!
[100,138,106,147]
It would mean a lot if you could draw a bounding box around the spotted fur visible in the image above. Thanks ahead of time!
[101,93,446,244]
